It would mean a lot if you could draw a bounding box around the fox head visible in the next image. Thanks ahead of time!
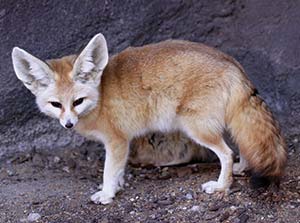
[12,33,108,129]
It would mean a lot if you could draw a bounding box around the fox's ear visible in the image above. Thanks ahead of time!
[72,33,108,86]
[12,47,54,95]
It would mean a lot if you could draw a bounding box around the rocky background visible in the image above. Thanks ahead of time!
[1,0,299,160]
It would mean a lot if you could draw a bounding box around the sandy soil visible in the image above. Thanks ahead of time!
[0,137,299,223]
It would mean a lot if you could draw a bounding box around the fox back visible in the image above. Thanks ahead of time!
[75,40,245,139]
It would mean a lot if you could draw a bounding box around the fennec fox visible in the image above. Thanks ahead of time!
[12,33,286,204]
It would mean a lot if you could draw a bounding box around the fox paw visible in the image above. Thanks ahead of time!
[201,181,228,194]
[233,163,246,175]
[91,191,114,205]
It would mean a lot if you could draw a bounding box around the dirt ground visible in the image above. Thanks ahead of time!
[0,136,299,223]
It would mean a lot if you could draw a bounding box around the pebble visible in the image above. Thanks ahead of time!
[162,167,169,172]
[267,214,274,219]
[6,169,15,176]
[127,174,133,180]
[230,205,237,211]
[53,156,61,163]
[168,209,174,214]
[62,166,70,173]
[190,205,200,212]
[27,213,41,222]
[209,203,221,211]
[150,214,156,219]
[185,193,193,200]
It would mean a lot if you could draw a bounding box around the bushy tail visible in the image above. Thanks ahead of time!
[226,88,287,187]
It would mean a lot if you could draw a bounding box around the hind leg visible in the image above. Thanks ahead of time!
[233,153,249,175]
[182,124,233,193]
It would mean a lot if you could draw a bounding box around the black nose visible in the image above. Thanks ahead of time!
[65,122,73,129]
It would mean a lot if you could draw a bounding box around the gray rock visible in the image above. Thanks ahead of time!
[27,213,41,222]
[6,169,15,177]
[1,0,299,159]
[185,193,193,200]
[190,205,200,212]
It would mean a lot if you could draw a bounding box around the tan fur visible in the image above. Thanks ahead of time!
[13,37,287,204]
[55,41,284,184]
[76,41,284,183]
[47,55,76,87]
[227,89,286,177]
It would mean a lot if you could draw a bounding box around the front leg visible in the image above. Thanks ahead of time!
[91,139,129,205]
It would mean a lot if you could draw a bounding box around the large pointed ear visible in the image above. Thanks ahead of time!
[72,33,108,86]
[12,47,54,95]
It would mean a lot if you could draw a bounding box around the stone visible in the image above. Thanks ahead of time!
[185,193,193,200]
[27,213,41,222]
[190,205,201,212]
[0,0,298,160]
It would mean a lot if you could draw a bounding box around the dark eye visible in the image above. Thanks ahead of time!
[73,97,84,107]
[50,101,62,108]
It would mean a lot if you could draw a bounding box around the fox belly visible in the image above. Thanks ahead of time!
[130,131,215,167]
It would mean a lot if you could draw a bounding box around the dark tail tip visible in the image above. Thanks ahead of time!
[250,175,271,189]
[250,173,281,189]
